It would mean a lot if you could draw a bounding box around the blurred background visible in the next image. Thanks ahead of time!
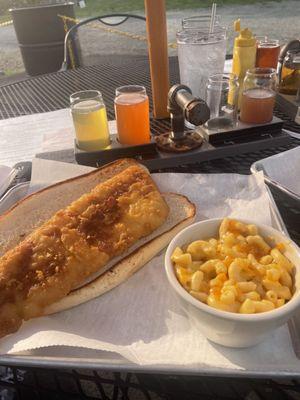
[0,0,299,83]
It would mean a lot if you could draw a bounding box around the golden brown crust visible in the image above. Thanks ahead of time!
[45,192,196,315]
[0,158,139,224]
[75,193,196,290]
[0,162,169,338]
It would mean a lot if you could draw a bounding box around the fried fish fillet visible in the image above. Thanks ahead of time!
[0,164,169,338]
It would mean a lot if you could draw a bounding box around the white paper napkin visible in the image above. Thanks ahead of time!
[0,109,117,167]
[0,159,299,374]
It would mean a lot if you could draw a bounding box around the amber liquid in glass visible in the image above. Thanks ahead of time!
[114,93,150,145]
[240,88,275,124]
[256,43,280,69]
[279,66,300,95]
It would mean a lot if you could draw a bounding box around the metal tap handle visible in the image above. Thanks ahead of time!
[167,84,210,140]
[169,110,185,140]
[167,85,191,140]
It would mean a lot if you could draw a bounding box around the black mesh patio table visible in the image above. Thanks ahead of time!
[0,55,300,400]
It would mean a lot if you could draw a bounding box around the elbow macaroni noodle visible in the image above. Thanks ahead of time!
[171,218,294,314]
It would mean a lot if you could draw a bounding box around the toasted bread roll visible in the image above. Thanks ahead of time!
[0,163,169,338]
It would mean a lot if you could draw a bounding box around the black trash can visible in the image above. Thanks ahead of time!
[10,2,78,76]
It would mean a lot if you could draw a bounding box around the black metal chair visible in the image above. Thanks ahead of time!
[61,14,147,70]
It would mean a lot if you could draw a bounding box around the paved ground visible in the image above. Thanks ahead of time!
[0,0,299,81]
[0,23,24,76]
[168,0,300,54]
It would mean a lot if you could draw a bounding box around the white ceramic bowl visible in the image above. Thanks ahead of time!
[165,218,300,348]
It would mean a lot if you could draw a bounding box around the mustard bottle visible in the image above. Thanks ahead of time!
[231,19,256,108]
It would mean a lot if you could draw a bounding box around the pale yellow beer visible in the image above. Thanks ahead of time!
[70,91,110,151]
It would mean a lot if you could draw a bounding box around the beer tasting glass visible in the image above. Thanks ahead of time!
[114,85,150,145]
[256,38,280,69]
[70,90,110,151]
[205,73,239,130]
[240,68,277,124]
[279,49,300,95]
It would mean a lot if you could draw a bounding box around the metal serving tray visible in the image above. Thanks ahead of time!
[0,182,299,378]
[251,146,300,202]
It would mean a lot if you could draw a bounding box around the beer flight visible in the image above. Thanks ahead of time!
[69,17,293,153]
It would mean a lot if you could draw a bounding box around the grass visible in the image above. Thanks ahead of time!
[3,68,23,76]
[0,0,281,20]
[0,0,282,20]
[76,0,280,17]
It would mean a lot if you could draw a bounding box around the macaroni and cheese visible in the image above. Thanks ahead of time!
[171,218,294,314]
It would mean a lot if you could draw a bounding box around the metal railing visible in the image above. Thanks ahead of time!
[59,13,177,70]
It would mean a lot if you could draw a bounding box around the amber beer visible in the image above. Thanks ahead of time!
[240,68,277,124]
[240,88,275,124]
[114,86,150,145]
[256,39,280,69]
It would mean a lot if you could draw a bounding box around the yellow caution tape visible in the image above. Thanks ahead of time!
[59,14,77,69]
[0,19,13,27]
[58,14,177,51]
[0,15,178,48]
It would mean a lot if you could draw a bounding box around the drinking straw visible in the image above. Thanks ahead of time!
[209,3,217,34]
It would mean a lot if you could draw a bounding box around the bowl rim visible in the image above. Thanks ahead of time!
[165,217,300,322]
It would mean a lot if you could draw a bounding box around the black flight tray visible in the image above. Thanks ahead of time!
[276,93,300,124]
[74,117,288,171]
